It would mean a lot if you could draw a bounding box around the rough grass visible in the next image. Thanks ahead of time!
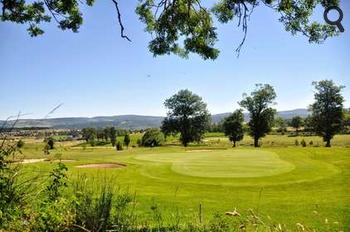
[17,134,350,230]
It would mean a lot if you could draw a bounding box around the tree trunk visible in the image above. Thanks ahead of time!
[233,141,236,147]
[254,137,259,147]
[325,139,331,147]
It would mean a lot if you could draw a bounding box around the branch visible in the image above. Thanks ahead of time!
[111,0,131,42]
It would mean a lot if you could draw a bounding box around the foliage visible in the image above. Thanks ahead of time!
[222,109,244,147]
[310,80,345,147]
[46,162,68,201]
[162,89,210,146]
[141,128,165,147]
[0,0,339,59]
[81,127,97,143]
[16,139,25,148]
[239,84,276,147]
[301,139,307,147]
[116,141,123,150]
[46,137,55,150]
[73,178,114,232]
[124,134,131,147]
[274,117,287,134]
[110,127,117,147]
[0,141,24,227]
[290,116,304,135]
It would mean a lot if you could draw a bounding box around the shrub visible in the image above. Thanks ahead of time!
[116,141,123,151]
[16,139,25,148]
[295,139,299,146]
[46,137,55,149]
[124,134,131,148]
[141,129,165,147]
[301,139,307,147]
[309,140,314,145]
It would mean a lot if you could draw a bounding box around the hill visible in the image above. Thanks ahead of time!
[1,109,309,130]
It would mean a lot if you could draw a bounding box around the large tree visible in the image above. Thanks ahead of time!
[239,84,276,147]
[0,0,340,59]
[290,116,304,135]
[81,128,97,143]
[222,109,244,147]
[109,127,117,147]
[310,80,345,147]
[162,89,210,146]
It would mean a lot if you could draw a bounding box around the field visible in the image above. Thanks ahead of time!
[18,134,350,230]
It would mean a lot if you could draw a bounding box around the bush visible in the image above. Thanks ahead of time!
[136,138,142,147]
[124,134,131,148]
[116,141,123,151]
[141,129,165,147]
[47,137,55,149]
[295,139,299,146]
[16,139,25,148]
[309,140,314,146]
[301,139,307,147]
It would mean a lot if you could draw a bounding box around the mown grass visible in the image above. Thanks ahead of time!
[16,134,350,230]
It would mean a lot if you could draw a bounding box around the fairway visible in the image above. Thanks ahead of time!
[17,135,350,230]
[137,150,295,178]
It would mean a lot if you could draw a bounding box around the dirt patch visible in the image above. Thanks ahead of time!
[20,159,46,164]
[75,163,127,169]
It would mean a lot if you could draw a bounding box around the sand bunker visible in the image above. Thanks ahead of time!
[76,163,126,169]
[20,159,46,164]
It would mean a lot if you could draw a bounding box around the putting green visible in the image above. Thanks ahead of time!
[136,149,295,178]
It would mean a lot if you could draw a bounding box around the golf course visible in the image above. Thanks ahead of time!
[17,134,350,230]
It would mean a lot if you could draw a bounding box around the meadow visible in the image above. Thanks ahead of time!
[17,133,350,231]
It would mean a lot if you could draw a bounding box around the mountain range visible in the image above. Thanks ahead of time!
[1,109,309,130]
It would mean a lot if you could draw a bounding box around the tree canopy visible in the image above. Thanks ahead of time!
[239,84,276,147]
[141,128,165,147]
[162,89,210,146]
[290,116,304,135]
[0,0,340,59]
[222,109,244,147]
[310,80,345,147]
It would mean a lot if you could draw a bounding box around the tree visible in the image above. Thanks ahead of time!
[239,84,276,147]
[274,117,287,135]
[222,110,244,147]
[124,134,131,148]
[116,141,123,151]
[103,128,110,141]
[47,137,55,150]
[141,129,165,147]
[16,139,25,149]
[343,109,350,134]
[109,127,117,147]
[162,89,210,147]
[310,80,345,147]
[81,128,97,143]
[0,0,339,59]
[290,116,304,135]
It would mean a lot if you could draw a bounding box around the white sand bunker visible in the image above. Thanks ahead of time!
[76,163,126,169]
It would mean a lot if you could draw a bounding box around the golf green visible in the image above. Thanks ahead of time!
[136,149,295,178]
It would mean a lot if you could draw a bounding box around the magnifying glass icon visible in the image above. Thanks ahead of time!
[324,6,345,32]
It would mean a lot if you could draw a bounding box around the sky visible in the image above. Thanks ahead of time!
[0,1,349,119]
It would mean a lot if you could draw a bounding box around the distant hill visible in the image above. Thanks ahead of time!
[211,108,309,124]
[1,109,309,130]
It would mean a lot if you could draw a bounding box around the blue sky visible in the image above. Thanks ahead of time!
[0,1,349,119]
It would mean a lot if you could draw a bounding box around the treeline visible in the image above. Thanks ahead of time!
[81,127,131,149]
[209,113,350,135]
[161,80,348,147]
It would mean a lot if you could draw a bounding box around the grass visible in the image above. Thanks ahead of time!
[16,134,350,230]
